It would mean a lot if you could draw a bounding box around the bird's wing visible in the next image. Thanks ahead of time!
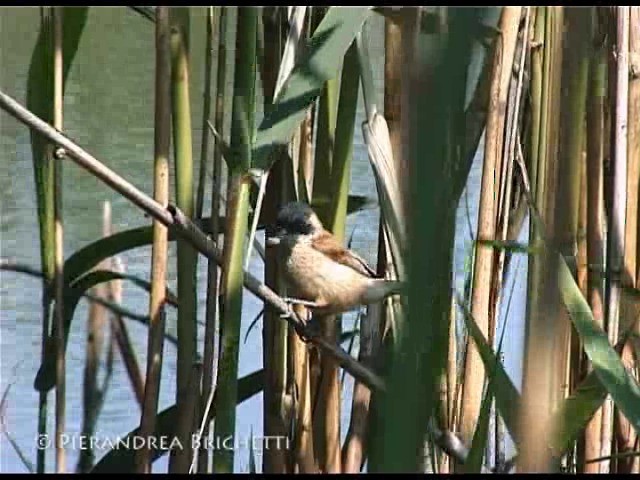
[312,231,379,278]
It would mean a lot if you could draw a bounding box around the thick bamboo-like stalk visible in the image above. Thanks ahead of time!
[308,65,341,473]
[633,7,640,290]
[548,13,592,471]
[199,6,226,473]
[460,6,521,446]
[172,363,202,473]
[603,6,630,474]
[354,16,401,474]
[616,6,640,474]
[135,7,171,473]
[312,39,361,475]
[261,6,291,474]
[336,42,371,474]
[384,14,403,181]
[376,8,477,472]
[195,7,216,219]
[212,7,257,472]
[527,7,544,198]
[312,81,338,215]
[0,88,386,393]
[290,305,317,473]
[493,7,530,318]
[289,12,317,467]
[52,6,65,473]
[555,6,591,407]
[519,6,565,472]
[168,8,199,473]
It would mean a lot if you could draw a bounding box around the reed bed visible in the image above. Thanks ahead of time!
[0,5,639,474]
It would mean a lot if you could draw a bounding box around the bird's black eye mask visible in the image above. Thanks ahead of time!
[270,202,315,237]
[275,215,313,236]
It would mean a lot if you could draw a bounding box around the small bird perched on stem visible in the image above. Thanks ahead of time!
[265,201,405,318]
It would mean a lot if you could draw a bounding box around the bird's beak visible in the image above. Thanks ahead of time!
[265,236,281,247]
[265,226,283,247]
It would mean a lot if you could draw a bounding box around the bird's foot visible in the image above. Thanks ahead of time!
[295,317,321,344]
[281,297,320,309]
[278,300,321,344]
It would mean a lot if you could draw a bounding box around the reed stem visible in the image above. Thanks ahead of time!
[134,7,171,473]
[199,6,226,473]
[377,8,477,472]
[460,6,520,446]
[615,8,640,472]
[603,6,630,473]
[52,6,65,473]
[195,7,217,220]
[167,8,199,473]
[77,202,110,472]
[212,7,257,472]
[261,6,292,474]
[583,25,607,472]
[519,6,565,472]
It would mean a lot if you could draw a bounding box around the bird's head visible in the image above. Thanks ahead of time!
[266,201,323,246]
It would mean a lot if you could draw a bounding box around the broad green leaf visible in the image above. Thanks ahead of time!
[89,369,264,473]
[456,293,521,446]
[63,216,216,285]
[551,370,606,457]
[27,7,88,283]
[475,239,542,255]
[557,258,640,435]
[465,281,512,473]
[252,7,373,170]
[34,269,176,392]
[464,384,493,473]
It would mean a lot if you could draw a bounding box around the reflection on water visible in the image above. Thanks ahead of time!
[0,7,524,473]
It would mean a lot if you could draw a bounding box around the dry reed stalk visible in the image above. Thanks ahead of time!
[77,202,111,472]
[602,7,630,473]
[617,8,640,474]
[290,306,317,473]
[583,19,608,472]
[262,7,293,474]
[553,5,592,418]
[460,6,521,446]
[135,6,171,473]
[518,6,565,472]
[199,6,226,473]
[341,14,402,474]
[52,6,65,473]
[110,266,145,407]
[614,6,639,473]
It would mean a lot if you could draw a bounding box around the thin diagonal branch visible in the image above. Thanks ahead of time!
[0,88,384,393]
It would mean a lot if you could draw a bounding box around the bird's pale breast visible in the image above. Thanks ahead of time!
[282,240,372,311]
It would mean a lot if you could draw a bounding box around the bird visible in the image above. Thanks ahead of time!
[265,201,405,318]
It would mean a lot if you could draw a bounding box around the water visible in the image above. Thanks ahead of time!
[0,7,526,473]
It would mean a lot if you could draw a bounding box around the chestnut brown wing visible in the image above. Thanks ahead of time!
[311,231,378,278]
